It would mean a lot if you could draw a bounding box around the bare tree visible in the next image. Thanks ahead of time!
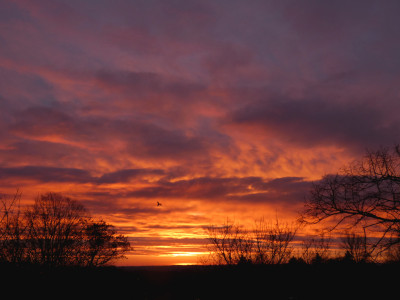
[300,232,332,264]
[301,146,400,255]
[0,191,131,267]
[24,193,89,266]
[205,217,298,265]
[206,219,253,265]
[384,242,400,263]
[253,217,298,264]
[0,190,26,264]
[341,229,372,263]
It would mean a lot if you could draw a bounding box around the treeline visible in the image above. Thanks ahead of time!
[205,218,297,265]
[204,217,400,266]
[205,145,400,266]
[0,191,131,268]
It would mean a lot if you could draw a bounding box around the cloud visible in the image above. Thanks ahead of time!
[0,165,164,185]
[126,176,258,199]
[126,176,312,206]
[0,166,93,183]
[0,140,95,167]
[10,105,216,161]
[228,177,312,205]
[229,97,400,151]
[11,106,75,138]
[131,236,207,245]
[95,70,206,101]
[0,163,312,208]
[97,168,165,184]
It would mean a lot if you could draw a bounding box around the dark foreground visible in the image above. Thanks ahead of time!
[0,262,397,299]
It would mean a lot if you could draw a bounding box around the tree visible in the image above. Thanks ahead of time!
[205,217,298,265]
[300,232,332,264]
[81,220,131,267]
[24,192,89,266]
[301,145,400,255]
[384,243,400,263]
[0,192,131,267]
[206,219,253,265]
[0,190,25,264]
[341,229,372,263]
[253,217,298,264]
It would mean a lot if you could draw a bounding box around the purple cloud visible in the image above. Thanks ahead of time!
[0,166,93,183]
[229,97,400,151]
[98,168,165,184]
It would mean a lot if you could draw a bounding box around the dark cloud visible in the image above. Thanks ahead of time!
[127,176,258,199]
[131,237,207,247]
[10,105,216,161]
[11,106,75,138]
[230,98,400,150]
[127,176,311,205]
[145,224,205,230]
[82,196,193,218]
[228,177,312,205]
[124,121,208,160]
[0,165,163,185]
[57,175,310,206]
[0,166,93,183]
[0,140,93,165]
[98,168,165,184]
[96,70,206,100]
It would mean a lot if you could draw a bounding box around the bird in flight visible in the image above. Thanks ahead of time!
[157,201,162,206]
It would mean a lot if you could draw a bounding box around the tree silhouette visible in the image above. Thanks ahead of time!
[205,217,298,265]
[300,232,332,264]
[0,192,131,267]
[0,190,25,264]
[82,219,130,267]
[24,192,89,266]
[253,217,298,264]
[341,230,372,263]
[206,219,253,265]
[301,145,400,255]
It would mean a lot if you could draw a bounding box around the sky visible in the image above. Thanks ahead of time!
[1,0,400,265]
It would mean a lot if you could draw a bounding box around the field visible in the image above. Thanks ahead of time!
[1,262,397,299]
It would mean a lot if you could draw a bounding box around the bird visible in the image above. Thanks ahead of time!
[157,201,162,206]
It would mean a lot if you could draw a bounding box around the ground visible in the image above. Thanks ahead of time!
[0,262,397,299]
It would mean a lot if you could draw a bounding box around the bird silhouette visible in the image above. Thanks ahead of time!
[157,201,162,206]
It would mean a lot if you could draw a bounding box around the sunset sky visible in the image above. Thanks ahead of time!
[1,0,400,265]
